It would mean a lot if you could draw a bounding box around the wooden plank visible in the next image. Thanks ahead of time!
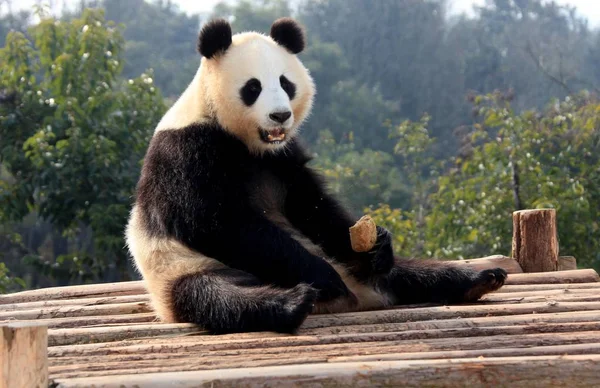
[48,325,600,358]
[452,255,523,273]
[47,331,600,367]
[512,209,559,272]
[49,324,204,346]
[505,269,599,285]
[0,313,157,330]
[558,256,578,271]
[0,302,152,320]
[495,282,600,293]
[51,355,600,387]
[1,295,150,312]
[0,323,48,388]
[0,281,146,305]
[331,342,600,362]
[48,339,600,378]
[45,309,600,346]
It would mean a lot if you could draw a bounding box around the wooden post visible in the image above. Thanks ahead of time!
[0,323,48,388]
[512,209,559,273]
[558,256,578,271]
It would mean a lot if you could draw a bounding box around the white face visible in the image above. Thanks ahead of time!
[205,33,315,154]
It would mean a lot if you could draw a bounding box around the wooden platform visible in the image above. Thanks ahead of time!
[2,265,600,387]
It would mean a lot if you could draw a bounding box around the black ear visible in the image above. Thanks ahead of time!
[270,17,305,54]
[198,18,232,59]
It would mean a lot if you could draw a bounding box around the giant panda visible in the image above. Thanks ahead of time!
[125,17,507,334]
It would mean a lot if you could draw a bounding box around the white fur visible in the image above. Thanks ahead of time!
[156,32,314,154]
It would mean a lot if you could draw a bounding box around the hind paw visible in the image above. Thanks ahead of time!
[464,268,507,301]
[279,283,318,332]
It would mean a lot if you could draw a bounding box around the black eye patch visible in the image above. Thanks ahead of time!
[240,78,262,106]
[280,75,296,100]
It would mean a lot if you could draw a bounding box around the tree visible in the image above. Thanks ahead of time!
[0,8,166,288]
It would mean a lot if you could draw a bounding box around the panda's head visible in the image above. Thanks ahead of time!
[197,18,315,154]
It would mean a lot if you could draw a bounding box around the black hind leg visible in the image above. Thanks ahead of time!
[377,258,507,305]
[170,268,317,334]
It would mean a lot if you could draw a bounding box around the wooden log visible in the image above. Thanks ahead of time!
[1,295,150,312]
[0,323,48,388]
[481,293,600,304]
[0,313,157,330]
[48,338,600,379]
[48,323,204,347]
[47,331,600,369]
[50,355,600,387]
[505,269,599,285]
[512,209,559,272]
[331,342,600,363]
[0,302,152,321]
[0,281,146,305]
[305,301,600,330]
[44,309,600,346]
[47,342,600,380]
[494,282,600,293]
[47,320,600,360]
[48,316,600,357]
[452,255,523,273]
[558,256,578,271]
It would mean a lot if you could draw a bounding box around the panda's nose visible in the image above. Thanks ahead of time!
[269,111,292,124]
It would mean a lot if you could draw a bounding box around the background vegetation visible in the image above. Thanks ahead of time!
[1,0,599,292]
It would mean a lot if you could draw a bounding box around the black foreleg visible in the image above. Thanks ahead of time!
[170,268,317,334]
[378,258,507,305]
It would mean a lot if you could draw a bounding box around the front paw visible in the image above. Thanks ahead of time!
[464,268,508,301]
[352,226,394,279]
[369,226,395,274]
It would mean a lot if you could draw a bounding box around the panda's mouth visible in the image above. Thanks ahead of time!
[259,128,287,144]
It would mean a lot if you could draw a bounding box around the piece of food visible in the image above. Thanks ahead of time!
[349,215,377,252]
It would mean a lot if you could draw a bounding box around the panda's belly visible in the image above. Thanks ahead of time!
[249,171,391,313]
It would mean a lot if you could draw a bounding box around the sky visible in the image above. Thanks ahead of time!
[4,0,600,27]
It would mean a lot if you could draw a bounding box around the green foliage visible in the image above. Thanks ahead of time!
[428,92,600,269]
[310,131,409,215]
[0,262,25,294]
[367,92,600,270]
[0,9,166,285]
[213,0,292,32]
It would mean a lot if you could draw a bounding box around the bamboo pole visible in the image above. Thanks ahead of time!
[0,323,48,388]
[50,355,600,387]
[512,209,559,272]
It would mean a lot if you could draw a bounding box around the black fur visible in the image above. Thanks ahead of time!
[171,268,317,334]
[240,78,262,106]
[135,122,507,333]
[280,75,296,100]
[198,18,232,59]
[137,123,352,301]
[270,17,305,54]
